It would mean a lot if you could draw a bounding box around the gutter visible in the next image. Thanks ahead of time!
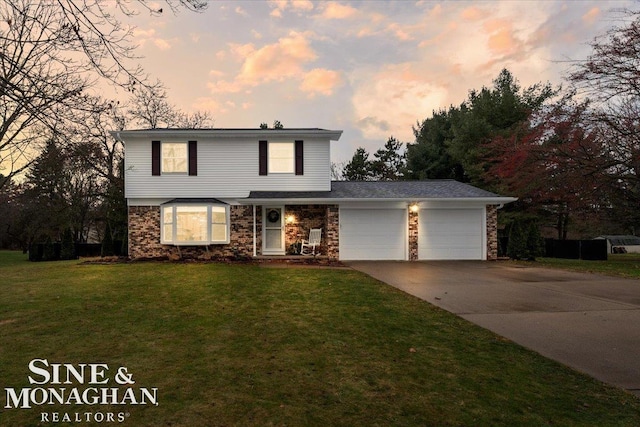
[243,197,518,205]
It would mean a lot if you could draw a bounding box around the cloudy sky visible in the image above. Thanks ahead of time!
[124,0,634,163]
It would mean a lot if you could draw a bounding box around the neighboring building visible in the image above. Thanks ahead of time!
[113,128,516,261]
[595,235,640,254]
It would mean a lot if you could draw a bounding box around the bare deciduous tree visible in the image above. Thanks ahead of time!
[0,0,207,189]
[569,9,640,230]
[127,80,213,129]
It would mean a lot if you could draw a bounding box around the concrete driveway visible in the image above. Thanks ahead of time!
[348,260,640,396]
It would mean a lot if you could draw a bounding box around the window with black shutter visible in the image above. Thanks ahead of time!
[188,141,197,176]
[295,140,303,175]
[152,141,161,176]
[259,140,268,175]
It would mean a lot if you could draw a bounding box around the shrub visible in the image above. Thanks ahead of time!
[42,236,56,261]
[60,228,76,260]
[101,223,115,257]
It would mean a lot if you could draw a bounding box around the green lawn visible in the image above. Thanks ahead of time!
[534,253,640,279]
[1,251,639,426]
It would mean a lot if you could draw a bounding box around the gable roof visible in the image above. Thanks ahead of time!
[248,180,516,203]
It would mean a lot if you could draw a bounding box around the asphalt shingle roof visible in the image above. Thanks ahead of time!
[248,180,506,200]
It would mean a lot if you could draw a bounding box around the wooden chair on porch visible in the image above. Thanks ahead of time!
[300,228,322,256]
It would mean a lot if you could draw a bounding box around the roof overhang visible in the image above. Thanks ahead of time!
[111,128,343,141]
[243,197,518,205]
[161,198,228,205]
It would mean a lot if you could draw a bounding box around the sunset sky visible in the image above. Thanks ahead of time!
[123,0,634,163]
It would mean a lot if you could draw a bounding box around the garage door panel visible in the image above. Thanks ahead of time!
[419,209,483,260]
[340,209,406,260]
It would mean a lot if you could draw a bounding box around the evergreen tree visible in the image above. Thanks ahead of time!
[60,227,76,260]
[406,69,556,187]
[342,147,372,181]
[23,138,71,242]
[101,222,115,257]
[506,220,528,260]
[43,235,56,261]
[406,107,465,180]
[525,221,544,260]
[370,136,405,181]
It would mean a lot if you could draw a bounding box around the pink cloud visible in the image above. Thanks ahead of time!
[269,0,313,17]
[153,38,172,50]
[321,2,358,19]
[386,22,413,41]
[582,7,600,25]
[206,79,247,94]
[208,31,319,95]
[300,68,343,97]
[238,31,317,83]
[483,19,521,55]
[461,6,488,21]
[292,0,314,11]
[228,43,257,60]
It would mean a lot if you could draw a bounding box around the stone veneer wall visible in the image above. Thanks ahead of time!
[128,206,162,259]
[408,209,419,261]
[279,204,339,259]
[486,205,498,260]
[284,205,327,254]
[128,205,254,260]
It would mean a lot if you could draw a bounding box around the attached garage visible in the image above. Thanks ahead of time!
[419,208,484,260]
[248,180,516,261]
[339,208,406,260]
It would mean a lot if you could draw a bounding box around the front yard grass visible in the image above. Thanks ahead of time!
[1,251,639,426]
[535,253,640,279]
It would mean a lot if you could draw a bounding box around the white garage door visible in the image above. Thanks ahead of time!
[340,209,406,260]
[419,209,484,260]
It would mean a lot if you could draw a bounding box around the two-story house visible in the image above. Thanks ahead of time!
[113,128,516,261]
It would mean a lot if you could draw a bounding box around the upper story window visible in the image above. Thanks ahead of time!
[259,140,303,176]
[152,140,197,176]
[162,142,188,173]
[268,142,294,174]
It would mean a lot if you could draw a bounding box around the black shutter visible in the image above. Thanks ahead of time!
[188,141,197,176]
[295,140,303,175]
[259,140,268,175]
[151,140,161,176]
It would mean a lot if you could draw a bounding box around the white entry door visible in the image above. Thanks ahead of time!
[263,206,285,255]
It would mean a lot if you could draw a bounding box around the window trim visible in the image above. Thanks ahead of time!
[160,203,230,245]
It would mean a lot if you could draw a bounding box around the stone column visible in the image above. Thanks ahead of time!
[325,205,340,260]
[408,207,419,261]
[486,205,498,260]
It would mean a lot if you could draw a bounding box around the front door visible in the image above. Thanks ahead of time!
[263,206,285,255]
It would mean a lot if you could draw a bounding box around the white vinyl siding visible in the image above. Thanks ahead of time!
[339,208,406,260]
[419,208,484,260]
[125,137,331,199]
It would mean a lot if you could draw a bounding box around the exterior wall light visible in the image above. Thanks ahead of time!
[286,215,296,224]
[409,204,419,213]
